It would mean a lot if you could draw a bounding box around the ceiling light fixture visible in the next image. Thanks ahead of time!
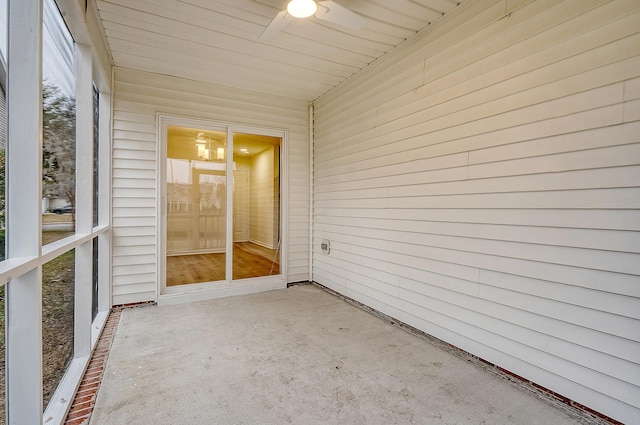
[195,132,208,159]
[287,0,317,18]
[195,132,207,145]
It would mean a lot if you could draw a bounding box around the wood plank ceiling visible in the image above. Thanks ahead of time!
[94,0,462,101]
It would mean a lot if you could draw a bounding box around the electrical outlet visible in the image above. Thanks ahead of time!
[321,239,330,254]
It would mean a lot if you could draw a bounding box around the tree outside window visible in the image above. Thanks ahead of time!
[43,82,76,224]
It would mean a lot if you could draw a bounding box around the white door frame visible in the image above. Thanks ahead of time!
[157,114,288,305]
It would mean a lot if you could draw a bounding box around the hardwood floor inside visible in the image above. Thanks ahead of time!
[166,242,280,286]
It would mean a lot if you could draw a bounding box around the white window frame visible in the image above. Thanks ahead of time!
[157,114,288,306]
[2,0,112,424]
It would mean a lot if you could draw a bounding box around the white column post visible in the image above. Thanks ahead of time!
[5,0,44,423]
[74,43,93,358]
[75,43,93,235]
[98,89,112,312]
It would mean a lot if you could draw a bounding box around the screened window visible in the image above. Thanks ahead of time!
[93,83,99,227]
[1,1,111,423]
[42,0,76,245]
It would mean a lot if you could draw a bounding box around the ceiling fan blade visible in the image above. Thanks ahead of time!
[316,1,366,30]
[260,9,293,41]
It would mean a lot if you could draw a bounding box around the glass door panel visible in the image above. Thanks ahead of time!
[166,126,227,286]
[232,133,281,280]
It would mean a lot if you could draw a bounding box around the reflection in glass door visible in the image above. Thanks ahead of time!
[165,126,227,286]
[232,133,281,280]
[162,121,284,289]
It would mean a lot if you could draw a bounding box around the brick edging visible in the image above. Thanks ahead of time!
[64,302,156,424]
[63,309,122,425]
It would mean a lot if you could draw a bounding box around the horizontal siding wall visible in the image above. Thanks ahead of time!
[312,0,640,423]
[112,67,309,304]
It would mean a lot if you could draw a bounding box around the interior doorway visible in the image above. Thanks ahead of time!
[161,119,284,291]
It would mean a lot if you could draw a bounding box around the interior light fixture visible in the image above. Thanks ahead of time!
[194,132,225,161]
[287,0,317,18]
[195,132,207,144]
[196,132,212,160]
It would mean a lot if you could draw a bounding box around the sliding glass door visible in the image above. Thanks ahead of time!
[161,118,284,292]
[232,132,281,280]
[165,126,228,285]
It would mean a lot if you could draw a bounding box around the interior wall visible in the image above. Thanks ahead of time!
[312,0,640,423]
[249,146,277,249]
[234,157,251,243]
[111,67,310,304]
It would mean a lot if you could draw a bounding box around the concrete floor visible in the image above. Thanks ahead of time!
[90,285,585,425]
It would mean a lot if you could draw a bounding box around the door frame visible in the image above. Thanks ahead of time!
[156,114,288,305]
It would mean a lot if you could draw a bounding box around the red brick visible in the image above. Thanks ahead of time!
[71,394,95,405]
[86,364,105,372]
[90,360,106,368]
[76,382,100,393]
[496,366,527,383]
[478,357,493,367]
[83,369,104,379]
[74,388,98,399]
[569,400,623,425]
[64,308,123,424]
[66,407,94,421]
[65,415,91,425]
[531,382,571,404]
[83,374,103,383]
[83,369,103,379]
[69,400,94,412]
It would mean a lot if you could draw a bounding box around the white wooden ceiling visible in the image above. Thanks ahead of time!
[94,0,462,101]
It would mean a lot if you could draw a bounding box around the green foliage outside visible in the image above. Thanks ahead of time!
[0,83,76,420]
[0,83,74,259]
[43,82,77,214]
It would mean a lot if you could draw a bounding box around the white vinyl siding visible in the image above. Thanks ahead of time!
[112,67,309,304]
[312,0,640,423]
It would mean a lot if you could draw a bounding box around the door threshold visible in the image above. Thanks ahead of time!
[159,278,286,306]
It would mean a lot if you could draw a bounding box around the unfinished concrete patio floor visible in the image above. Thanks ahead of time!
[90,284,586,425]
